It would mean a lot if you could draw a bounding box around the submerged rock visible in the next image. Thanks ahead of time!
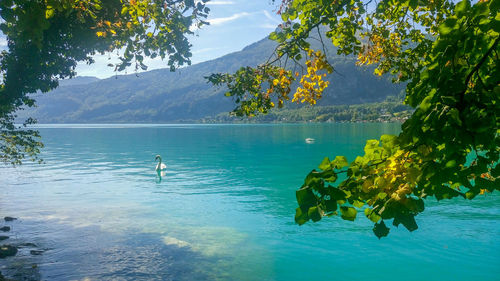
[18,243,37,248]
[163,236,190,248]
[30,250,44,256]
[0,226,10,232]
[0,245,17,258]
[3,217,16,222]
[0,236,8,241]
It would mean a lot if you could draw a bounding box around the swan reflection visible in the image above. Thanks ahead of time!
[155,169,167,183]
[155,154,167,183]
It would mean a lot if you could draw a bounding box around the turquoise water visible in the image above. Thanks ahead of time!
[0,123,499,280]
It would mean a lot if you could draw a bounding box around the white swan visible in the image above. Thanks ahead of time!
[305,138,315,144]
[155,155,167,171]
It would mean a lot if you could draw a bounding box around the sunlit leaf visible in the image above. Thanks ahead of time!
[340,206,357,221]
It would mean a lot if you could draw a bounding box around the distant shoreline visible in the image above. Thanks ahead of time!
[17,99,412,125]
[23,121,406,129]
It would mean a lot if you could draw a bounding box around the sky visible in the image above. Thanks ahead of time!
[76,0,283,78]
[0,1,282,79]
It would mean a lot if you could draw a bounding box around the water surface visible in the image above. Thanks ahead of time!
[1,124,499,280]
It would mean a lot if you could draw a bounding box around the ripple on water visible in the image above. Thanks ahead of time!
[1,124,499,281]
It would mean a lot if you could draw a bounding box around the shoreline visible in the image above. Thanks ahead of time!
[0,217,42,281]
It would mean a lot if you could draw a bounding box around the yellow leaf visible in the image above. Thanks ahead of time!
[46,8,55,19]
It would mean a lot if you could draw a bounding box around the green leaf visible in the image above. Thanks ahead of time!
[304,170,322,187]
[319,157,331,170]
[324,199,337,213]
[353,200,364,208]
[433,185,464,200]
[364,208,381,223]
[269,32,278,41]
[476,177,496,192]
[445,160,457,168]
[380,134,397,147]
[281,11,289,22]
[329,187,347,200]
[340,206,357,221]
[287,8,298,20]
[404,198,425,213]
[308,206,322,222]
[318,170,338,182]
[296,187,316,208]
[439,18,458,35]
[332,156,348,169]
[447,108,462,126]
[393,214,418,232]
[455,0,471,17]
[409,0,418,10]
[295,207,308,225]
[364,139,379,155]
[465,191,477,200]
[373,220,390,239]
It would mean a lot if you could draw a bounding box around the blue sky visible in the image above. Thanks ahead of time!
[76,0,283,78]
[0,1,282,79]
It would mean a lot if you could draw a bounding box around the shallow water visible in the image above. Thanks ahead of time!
[1,123,499,281]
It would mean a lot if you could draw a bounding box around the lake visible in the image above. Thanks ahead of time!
[0,123,499,280]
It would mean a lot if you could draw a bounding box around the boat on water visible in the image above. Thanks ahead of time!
[305,138,315,144]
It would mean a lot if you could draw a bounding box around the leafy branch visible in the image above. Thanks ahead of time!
[209,0,499,237]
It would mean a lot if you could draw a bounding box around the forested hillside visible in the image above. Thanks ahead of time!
[22,35,403,123]
[207,97,412,123]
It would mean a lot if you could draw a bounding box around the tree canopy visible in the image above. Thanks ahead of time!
[0,0,209,165]
[208,0,499,237]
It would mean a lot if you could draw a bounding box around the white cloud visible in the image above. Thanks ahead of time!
[206,0,235,5]
[0,36,7,47]
[262,10,281,24]
[208,12,251,25]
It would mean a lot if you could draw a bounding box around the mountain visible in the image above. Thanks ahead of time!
[21,35,403,123]
[58,76,100,87]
